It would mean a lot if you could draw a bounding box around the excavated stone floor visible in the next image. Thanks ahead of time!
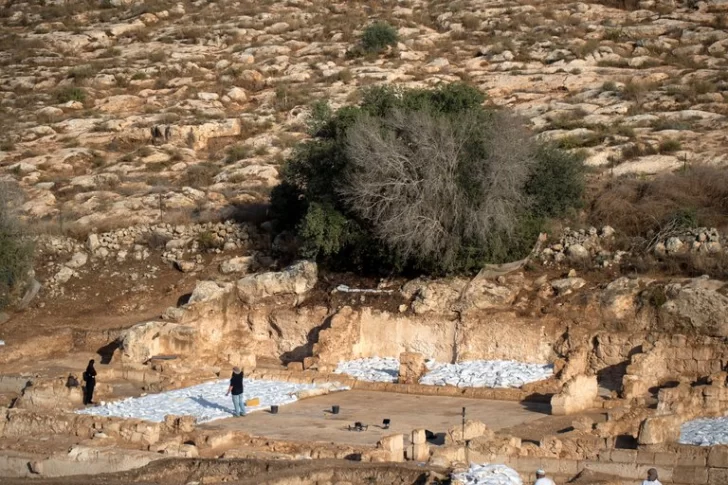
[203,390,551,446]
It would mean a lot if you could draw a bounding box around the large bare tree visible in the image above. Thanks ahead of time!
[341,108,537,269]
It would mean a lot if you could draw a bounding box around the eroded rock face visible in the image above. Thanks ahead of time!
[457,312,558,364]
[120,321,198,363]
[236,260,317,304]
[315,307,457,366]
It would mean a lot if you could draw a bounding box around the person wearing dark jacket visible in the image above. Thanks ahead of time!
[225,366,246,417]
[82,359,97,405]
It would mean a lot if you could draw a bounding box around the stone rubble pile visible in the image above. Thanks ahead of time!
[539,226,728,268]
[654,227,725,257]
[33,220,256,294]
[538,225,625,267]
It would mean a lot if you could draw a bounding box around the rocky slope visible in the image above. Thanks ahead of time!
[1,0,727,235]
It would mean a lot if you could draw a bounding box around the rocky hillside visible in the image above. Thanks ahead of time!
[1,0,727,234]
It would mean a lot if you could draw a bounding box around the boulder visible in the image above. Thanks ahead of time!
[66,252,88,269]
[54,266,75,284]
[87,234,101,252]
[566,244,589,261]
[459,274,521,310]
[220,256,253,274]
[659,279,728,336]
[551,375,598,415]
[174,260,196,273]
[398,352,427,384]
[188,281,233,304]
[236,261,317,304]
[400,278,467,315]
[550,277,586,295]
[600,277,644,321]
[227,87,248,103]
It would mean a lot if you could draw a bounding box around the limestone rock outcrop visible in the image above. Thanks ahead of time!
[236,260,317,304]
[551,375,598,415]
[658,277,728,337]
[120,321,198,363]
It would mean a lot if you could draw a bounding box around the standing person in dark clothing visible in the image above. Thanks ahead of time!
[82,359,97,405]
[225,366,246,417]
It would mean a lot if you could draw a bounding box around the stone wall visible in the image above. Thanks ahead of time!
[622,335,728,399]
[313,306,559,368]
[477,444,728,485]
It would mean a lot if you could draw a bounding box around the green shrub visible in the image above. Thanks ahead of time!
[179,163,217,187]
[196,230,220,250]
[658,138,682,153]
[0,183,34,311]
[56,87,86,103]
[358,21,399,55]
[224,144,251,164]
[271,83,584,275]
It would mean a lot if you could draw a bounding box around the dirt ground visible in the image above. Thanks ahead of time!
[204,390,553,446]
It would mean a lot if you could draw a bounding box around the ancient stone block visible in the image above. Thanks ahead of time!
[410,443,430,462]
[551,375,598,415]
[709,446,728,468]
[446,420,494,445]
[678,446,709,467]
[377,433,404,462]
[411,428,426,445]
[674,466,708,485]
[367,450,391,463]
[709,468,728,485]
[378,433,404,452]
[398,352,427,384]
[163,414,197,433]
[286,361,303,371]
[429,446,465,467]
[610,449,637,463]
[638,415,682,445]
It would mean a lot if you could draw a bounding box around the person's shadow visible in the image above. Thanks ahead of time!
[190,396,234,415]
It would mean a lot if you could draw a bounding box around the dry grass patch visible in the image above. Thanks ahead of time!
[178,162,218,188]
[590,165,728,238]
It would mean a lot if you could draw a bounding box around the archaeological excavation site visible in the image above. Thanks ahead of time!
[2,0,728,484]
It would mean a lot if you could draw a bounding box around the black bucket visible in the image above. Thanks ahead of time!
[332,405,340,415]
[270,405,279,414]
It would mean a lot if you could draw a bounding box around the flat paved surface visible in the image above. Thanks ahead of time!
[203,390,550,446]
